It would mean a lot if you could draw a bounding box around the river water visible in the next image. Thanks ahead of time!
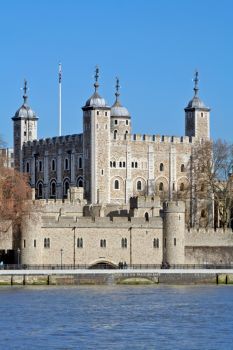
[0,285,232,349]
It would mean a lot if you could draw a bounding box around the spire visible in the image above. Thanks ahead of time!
[193,70,199,97]
[94,65,99,93]
[115,77,120,102]
[23,79,28,105]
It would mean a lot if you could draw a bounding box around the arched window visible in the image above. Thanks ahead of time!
[135,162,138,168]
[38,160,43,172]
[50,180,56,198]
[201,209,206,218]
[100,239,106,248]
[160,163,164,171]
[63,179,70,198]
[181,164,185,172]
[113,161,116,168]
[37,182,43,199]
[159,182,164,191]
[137,180,142,191]
[78,157,83,169]
[64,158,69,170]
[145,212,149,221]
[51,159,56,171]
[119,162,122,168]
[26,161,30,173]
[110,161,112,167]
[180,183,184,191]
[114,179,119,190]
[114,130,117,140]
[77,176,83,188]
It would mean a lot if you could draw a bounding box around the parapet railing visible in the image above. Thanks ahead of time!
[1,263,233,270]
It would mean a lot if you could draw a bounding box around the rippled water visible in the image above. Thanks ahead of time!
[0,285,233,349]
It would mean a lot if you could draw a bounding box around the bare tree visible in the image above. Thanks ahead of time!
[189,139,233,229]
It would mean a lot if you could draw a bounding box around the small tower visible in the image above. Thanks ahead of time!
[110,77,131,140]
[184,71,210,140]
[12,80,38,171]
[82,67,111,204]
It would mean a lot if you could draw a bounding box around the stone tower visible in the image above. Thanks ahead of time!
[163,201,185,265]
[12,80,38,171]
[82,67,111,204]
[184,71,210,140]
[110,77,131,138]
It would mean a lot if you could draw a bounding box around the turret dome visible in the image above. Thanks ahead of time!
[83,66,108,109]
[110,77,130,118]
[12,80,38,120]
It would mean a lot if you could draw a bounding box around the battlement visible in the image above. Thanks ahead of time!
[187,228,233,235]
[130,195,161,209]
[23,133,83,149]
[163,201,185,213]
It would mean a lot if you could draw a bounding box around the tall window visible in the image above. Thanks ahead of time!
[77,177,83,188]
[77,238,83,248]
[114,179,119,189]
[145,212,149,221]
[78,156,83,169]
[51,159,56,171]
[153,238,159,248]
[63,179,70,198]
[137,180,142,191]
[37,182,43,198]
[114,130,117,140]
[44,238,50,248]
[26,162,30,173]
[181,164,185,172]
[159,182,164,191]
[64,158,69,170]
[121,238,127,248]
[38,160,43,172]
[50,180,56,198]
[160,163,164,171]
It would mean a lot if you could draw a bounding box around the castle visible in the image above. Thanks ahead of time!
[8,68,233,267]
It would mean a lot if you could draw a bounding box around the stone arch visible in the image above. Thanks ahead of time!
[89,260,118,269]
[134,177,147,194]
[111,176,124,190]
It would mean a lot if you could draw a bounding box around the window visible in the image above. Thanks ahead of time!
[39,160,43,172]
[201,209,206,218]
[26,162,30,173]
[145,212,149,221]
[181,164,185,172]
[23,240,26,248]
[44,238,50,248]
[119,162,122,168]
[135,162,138,168]
[24,131,27,136]
[159,182,164,191]
[201,112,203,117]
[37,182,43,198]
[114,179,119,190]
[77,238,83,248]
[180,183,184,191]
[101,169,104,175]
[113,161,116,168]
[105,112,107,116]
[63,179,70,198]
[131,162,134,168]
[126,120,129,125]
[153,238,159,248]
[97,111,99,115]
[160,163,164,171]
[77,177,83,187]
[137,180,142,191]
[34,240,36,248]
[78,157,83,169]
[100,239,106,248]
[172,183,175,191]
[174,238,176,246]
[50,180,56,198]
[64,158,69,170]
[114,130,117,140]
[110,161,112,167]
[115,120,118,125]
[121,238,127,248]
[51,159,56,171]
[123,161,126,167]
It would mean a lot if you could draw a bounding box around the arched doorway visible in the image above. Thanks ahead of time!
[89,261,118,269]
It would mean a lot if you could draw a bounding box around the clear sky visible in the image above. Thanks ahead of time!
[0,0,232,146]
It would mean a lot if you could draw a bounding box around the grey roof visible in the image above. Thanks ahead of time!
[13,103,37,119]
[111,100,130,117]
[186,96,206,109]
[85,91,107,108]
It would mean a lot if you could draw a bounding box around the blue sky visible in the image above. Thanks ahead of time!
[0,0,232,146]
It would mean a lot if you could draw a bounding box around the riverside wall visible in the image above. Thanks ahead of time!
[0,270,233,285]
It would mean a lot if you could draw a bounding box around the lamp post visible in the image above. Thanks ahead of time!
[60,249,63,269]
[17,248,20,268]
[72,227,76,269]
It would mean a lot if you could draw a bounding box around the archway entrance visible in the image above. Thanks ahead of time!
[89,261,117,269]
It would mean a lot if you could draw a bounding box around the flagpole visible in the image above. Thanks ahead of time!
[59,63,62,136]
